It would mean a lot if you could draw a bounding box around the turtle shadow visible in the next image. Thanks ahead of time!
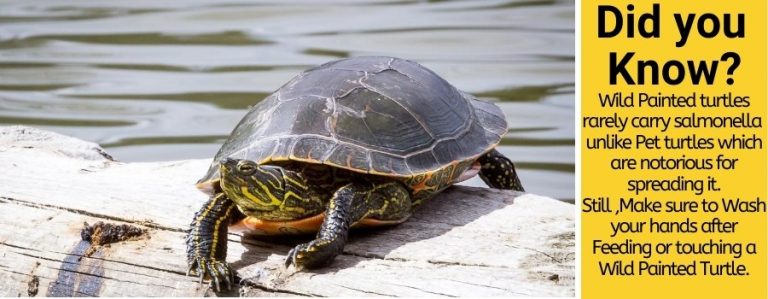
[230,232,305,268]
[225,234,303,294]
[336,186,521,269]
[231,185,521,276]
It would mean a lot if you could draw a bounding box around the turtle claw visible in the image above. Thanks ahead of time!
[284,243,308,269]
[285,240,337,270]
[216,263,234,290]
[187,257,234,292]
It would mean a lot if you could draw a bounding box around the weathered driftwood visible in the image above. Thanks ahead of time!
[0,126,574,297]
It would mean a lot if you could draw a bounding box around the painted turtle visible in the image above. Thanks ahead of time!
[186,56,524,291]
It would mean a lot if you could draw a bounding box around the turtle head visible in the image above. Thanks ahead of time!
[218,158,318,220]
[219,158,285,213]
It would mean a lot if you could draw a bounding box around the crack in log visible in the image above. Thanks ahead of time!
[13,251,173,282]
[1,241,42,252]
[1,244,180,291]
[333,284,397,297]
[388,283,458,297]
[48,267,174,290]
[443,278,530,296]
[76,255,188,277]
[0,267,101,297]
[1,196,252,245]
[6,243,189,278]
[341,251,512,269]
[0,196,185,233]
[0,265,53,290]
[239,279,317,297]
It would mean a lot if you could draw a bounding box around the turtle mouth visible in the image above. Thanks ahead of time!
[218,163,241,192]
[192,160,245,197]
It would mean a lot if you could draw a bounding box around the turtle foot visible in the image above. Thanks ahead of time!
[187,256,235,292]
[285,240,337,270]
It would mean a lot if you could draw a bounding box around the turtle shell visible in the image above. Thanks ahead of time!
[200,56,506,182]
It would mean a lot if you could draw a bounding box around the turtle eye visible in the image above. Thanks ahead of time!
[237,161,257,175]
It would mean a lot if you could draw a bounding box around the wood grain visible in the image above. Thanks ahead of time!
[0,126,574,297]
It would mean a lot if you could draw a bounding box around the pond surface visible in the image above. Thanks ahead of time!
[0,0,574,201]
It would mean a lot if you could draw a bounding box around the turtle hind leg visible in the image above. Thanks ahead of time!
[285,181,411,269]
[186,193,244,291]
[478,149,525,191]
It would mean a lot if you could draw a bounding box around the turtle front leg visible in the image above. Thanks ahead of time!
[285,181,411,269]
[479,149,525,191]
[186,193,244,291]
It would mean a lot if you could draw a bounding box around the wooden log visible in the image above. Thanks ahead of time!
[0,126,574,297]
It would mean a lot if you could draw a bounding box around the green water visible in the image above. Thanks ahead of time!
[0,0,574,201]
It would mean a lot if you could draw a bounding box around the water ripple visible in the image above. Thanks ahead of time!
[0,0,574,200]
